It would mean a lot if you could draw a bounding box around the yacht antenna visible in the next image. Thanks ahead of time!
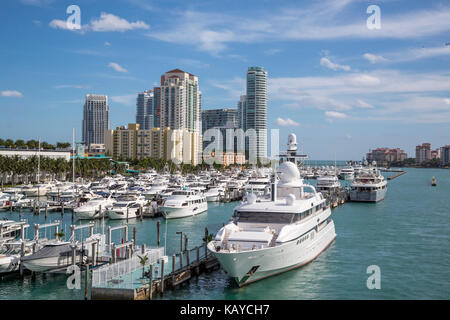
[37,137,40,183]
[72,128,75,184]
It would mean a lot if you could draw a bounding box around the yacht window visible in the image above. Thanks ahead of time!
[182,202,188,206]
[234,211,294,224]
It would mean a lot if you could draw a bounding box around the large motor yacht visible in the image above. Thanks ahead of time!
[106,194,147,220]
[339,166,355,181]
[208,161,335,286]
[315,175,341,196]
[349,169,387,202]
[161,189,207,219]
[74,196,116,220]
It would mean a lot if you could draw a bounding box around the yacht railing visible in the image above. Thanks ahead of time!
[91,247,164,288]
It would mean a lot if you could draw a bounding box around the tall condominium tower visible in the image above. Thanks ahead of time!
[237,95,247,131]
[136,90,154,130]
[246,66,267,160]
[153,87,161,128]
[160,69,202,133]
[201,108,238,150]
[201,108,238,133]
[82,94,110,148]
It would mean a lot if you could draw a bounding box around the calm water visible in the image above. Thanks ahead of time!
[1,168,449,299]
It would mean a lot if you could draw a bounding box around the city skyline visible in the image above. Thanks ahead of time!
[1,0,449,160]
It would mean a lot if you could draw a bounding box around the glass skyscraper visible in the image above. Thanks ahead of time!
[136,90,154,130]
[82,94,110,149]
[245,66,267,160]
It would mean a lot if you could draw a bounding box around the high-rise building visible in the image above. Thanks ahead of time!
[366,148,407,165]
[202,108,238,133]
[160,69,202,133]
[440,145,450,165]
[201,108,238,151]
[431,148,441,160]
[153,87,161,128]
[136,90,154,130]
[237,95,247,131]
[415,143,431,164]
[105,123,201,165]
[82,94,110,149]
[245,66,267,160]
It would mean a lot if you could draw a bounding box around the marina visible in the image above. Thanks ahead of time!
[0,163,449,299]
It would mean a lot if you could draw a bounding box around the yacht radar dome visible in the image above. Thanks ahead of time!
[278,161,300,183]
[286,194,296,206]
[288,133,297,152]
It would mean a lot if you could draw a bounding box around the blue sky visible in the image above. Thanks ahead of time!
[0,0,449,160]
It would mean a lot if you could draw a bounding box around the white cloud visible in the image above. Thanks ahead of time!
[90,12,150,32]
[211,77,246,101]
[325,111,348,119]
[356,99,375,109]
[320,57,351,71]
[148,3,450,55]
[363,53,388,64]
[104,41,111,47]
[108,62,128,73]
[276,117,299,127]
[110,94,136,106]
[345,134,352,140]
[265,49,282,55]
[1,90,24,98]
[21,0,53,6]
[50,12,149,33]
[445,98,450,105]
[49,19,75,31]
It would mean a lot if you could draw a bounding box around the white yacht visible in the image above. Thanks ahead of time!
[161,189,208,219]
[106,194,147,220]
[0,241,33,274]
[0,220,23,244]
[315,176,341,196]
[243,176,271,197]
[204,187,225,202]
[208,161,336,286]
[74,196,116,220]
[339,166,355,181]
[143,179,169,200]
[22,183,54,197]
[349,169,387,202]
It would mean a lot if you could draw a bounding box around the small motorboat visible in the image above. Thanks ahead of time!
[0,241,34,274]
[431,176,437,186]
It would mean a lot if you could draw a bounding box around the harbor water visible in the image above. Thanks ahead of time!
[0,168,449,299]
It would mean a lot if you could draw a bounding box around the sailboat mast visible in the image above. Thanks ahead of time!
[37,137,40,183]
[72,128,75,183]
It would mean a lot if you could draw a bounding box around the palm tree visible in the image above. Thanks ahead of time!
[137,254,149,278]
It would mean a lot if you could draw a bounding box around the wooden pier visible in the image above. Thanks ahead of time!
[91,229,221,300]
[387,171,406,180]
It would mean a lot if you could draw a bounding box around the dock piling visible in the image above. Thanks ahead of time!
[148,264,153,300]
[157,221,161,246]
[160,259,165,294]
[84,264,89,300]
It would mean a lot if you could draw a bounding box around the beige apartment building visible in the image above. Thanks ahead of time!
[105,124,201,165]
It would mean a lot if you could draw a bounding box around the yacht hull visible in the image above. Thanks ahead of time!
[107,208,138,220]
[74,209,105,220]
[21,255,82,272]
[205,195,221,202]
[209,221,336,286]
[162,202,208,219]
[0,255,20,273]
[350,188,387,202]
